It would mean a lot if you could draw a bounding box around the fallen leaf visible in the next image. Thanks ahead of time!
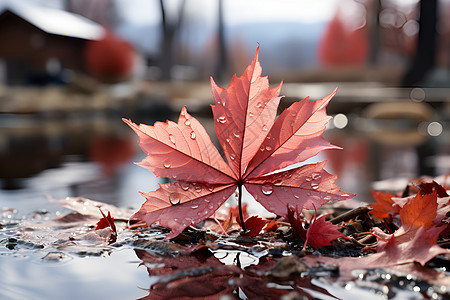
[369,190,399,220]
[305,214,347,249]
[286,206,307,241]
[418,180,449,197]
[124,46,354,239]
[303,226,450,270]
[237,215,269,237]
[400,190,438,232]
[95,209,116,232]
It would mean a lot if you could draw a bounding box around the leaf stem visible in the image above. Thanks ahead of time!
[238,184,246,231]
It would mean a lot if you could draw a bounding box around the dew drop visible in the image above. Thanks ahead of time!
[294,194,300,199]
[311,183,319,190]
[226,138,230,143]
[169,134,176,144]
[190,131,196,139]
[265,145,272,151]
[163,160,171,168]
[273,179,283,185]
[312,173,321,180]
[184,119,191,126]
[233,130,240,138]
[194,185,202,193]
[174,218,178,222]
[260,145,265,152]
[191,205,199,209]
[249,112,254,117]
[305,177,312,182]
[207,185,214,192]
[257,102,263,108]
[266,133,272,140]
[323,196,332,201]
[169,193,181,205]
[341,193,350,197]
[208,203,214,210]
[217,116,227,123]
[230,154,236,161]
[262,125,268,131]
[181,183,190,191]
[205,198,210,203]
[261,183,273,195]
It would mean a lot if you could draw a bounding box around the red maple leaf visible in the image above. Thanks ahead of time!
[307,225,449,270]
[286,206,307,241]
[124,46,354,239]
[95,209,116,232]
[236,215,269,237]
[305,214,347,249]
[95,208,117,243]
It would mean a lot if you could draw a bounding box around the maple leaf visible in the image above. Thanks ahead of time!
[124,46,354,239]
[236,215,269,237]
[95,209,117,233]
[369,190,399,220]
[305,226,450,270]
[399,190,438,232]
[305,214,347,249]
[94,208,117,243]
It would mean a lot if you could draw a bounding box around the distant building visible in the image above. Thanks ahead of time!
[0,2,104,85]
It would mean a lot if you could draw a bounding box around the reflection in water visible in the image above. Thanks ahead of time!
[135,247,340,299]
[0,113,166,208]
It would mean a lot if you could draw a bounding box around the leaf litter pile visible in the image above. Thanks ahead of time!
[2,47,450,299]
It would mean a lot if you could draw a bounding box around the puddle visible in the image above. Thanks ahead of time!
[1,196,450,300]
[0,249,148,300]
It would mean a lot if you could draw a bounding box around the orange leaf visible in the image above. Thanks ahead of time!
[400,190,438,232]
[369,190,399,220]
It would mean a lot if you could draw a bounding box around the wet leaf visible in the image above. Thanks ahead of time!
[124,46,354,239]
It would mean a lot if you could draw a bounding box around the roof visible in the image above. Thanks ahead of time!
[0,1,104,40]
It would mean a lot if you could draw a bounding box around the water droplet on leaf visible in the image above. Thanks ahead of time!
[311,183,319,190]
[265,145,272,151]
[312,173,321,180]
[169,193,181,205]
[191,205,199,209]
[230,154,236,161]
[190,131,196,139]
[184,119,191,126]
[217,116,227,123]
[261,183,273,195]
[169,134,176,144]
[163,160,171,168]
[262,125,268,131]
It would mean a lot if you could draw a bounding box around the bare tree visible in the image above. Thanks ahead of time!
[159,0,186,81]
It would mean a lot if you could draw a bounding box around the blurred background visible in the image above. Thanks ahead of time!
[1,0,449,209]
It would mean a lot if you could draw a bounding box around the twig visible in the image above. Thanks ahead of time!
[329,206,372,224]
